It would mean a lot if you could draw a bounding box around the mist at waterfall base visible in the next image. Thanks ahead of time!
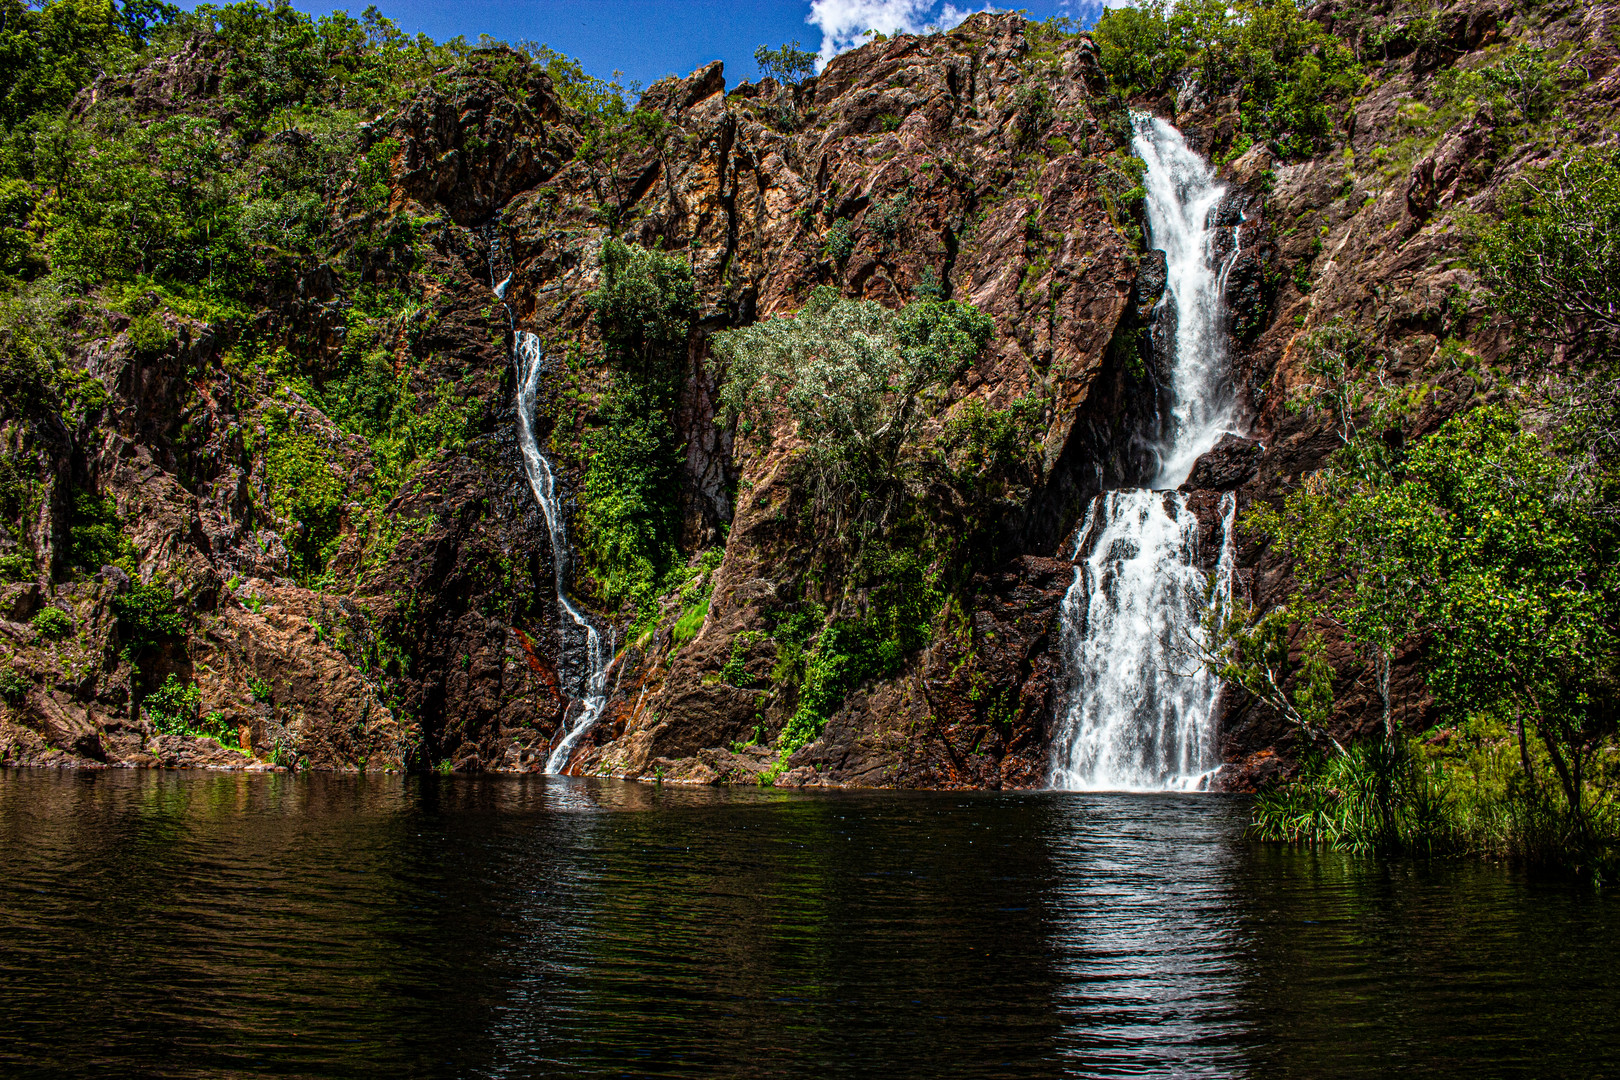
[3,770,1616,1078]
[513,331,611,773]
[1049,115,1243,793]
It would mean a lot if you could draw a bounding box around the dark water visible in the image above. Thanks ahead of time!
[0,771,1613,1078]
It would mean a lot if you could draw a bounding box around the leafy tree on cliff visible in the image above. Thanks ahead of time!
[1474,149,1620,360]
[1093,0,1359,157]
[1215,150,1620,860]
[714,287,994,535]
[754,40,815,85]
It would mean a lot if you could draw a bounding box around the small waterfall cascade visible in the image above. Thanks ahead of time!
[1048,114,1243,792]
[487,222,611,773]
[513,333,613,774]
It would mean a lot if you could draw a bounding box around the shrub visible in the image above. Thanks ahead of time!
[144,674,202,734]
[1473,150,1620,359]
[264,420,347,581]
[126,312,176,354]
[30,606,71,640]
[868,191,910,244]
[720,631,764,686]
[67,490,135,576]
[113,581,185,654]
[822,217,854,262]
[248,676,273,703]
[0,665,27,706]
[714,290,994,527]
[591,239,698,386]
[0,550,35,582]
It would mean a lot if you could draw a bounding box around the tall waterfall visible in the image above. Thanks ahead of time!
[513,332,612,775]
[1048,114,1242,792]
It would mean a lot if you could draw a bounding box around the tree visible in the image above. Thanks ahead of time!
[579,240,697,622]
[1396,406,1620,823]
[754,40,816,85]
[1092,0,1360,157]
[1474,150,1620,358]
[714,288,993,535]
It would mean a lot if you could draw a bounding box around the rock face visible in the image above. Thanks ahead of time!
[2,3,1611,784]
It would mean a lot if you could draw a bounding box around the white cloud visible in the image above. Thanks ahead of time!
[806,0,1000,73]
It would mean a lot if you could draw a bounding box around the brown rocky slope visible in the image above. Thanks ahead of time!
[3,3,1610,786]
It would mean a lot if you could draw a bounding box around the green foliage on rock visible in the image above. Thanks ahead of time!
[67,489,135,577]
[1473,149,1620,357]
[1212,184,1620,869]
[113,580,184,655]
[754,40,816,85]
[716,290,997,773]
[263,412,348,582]
[579,240,696,626]
[715,287,994,526]
[31,605,71,640]
[0,663,27,705]
[144,672,201,734]
[1094,0,1360,157]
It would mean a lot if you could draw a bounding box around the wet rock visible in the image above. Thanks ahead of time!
[1182,435,1262,492]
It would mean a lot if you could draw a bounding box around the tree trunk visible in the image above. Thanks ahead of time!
[1538,722,1582,819]
[1516,706,1535,790]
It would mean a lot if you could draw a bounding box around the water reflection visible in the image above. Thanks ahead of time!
[0,771,1614,1078]
[1043,794,1249,1076]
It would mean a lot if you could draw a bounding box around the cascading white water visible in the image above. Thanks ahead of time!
[513,331,612,775]
[1051,490,1236,790]
[1138,113,1240,489]
[1048,114,1242,792]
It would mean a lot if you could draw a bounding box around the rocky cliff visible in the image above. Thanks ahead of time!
[1,1,1609,786]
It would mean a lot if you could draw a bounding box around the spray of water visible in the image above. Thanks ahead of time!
[1049,115,1243,792]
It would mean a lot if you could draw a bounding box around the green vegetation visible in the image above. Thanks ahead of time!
[263,414,348,581]
[754,40,816,85]
[112,580,184,658]
[0,1,610,591]
[717,290,995,775]
[1473,149,1620,357]
[0,663,27,706]
[578,239,697,630]
[0,448,40,580]
[1093,0,1360,157]
[144,673,202,734]
[30,605,71,640]
[67,489,135,577]
[1211,152,1620,874]
[716,287,993,530]
[669,593,709,651]
[141,675,246,749]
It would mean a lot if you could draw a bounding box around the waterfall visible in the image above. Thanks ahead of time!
[1048,115,1242,792]
[1140,113,1240,488]
[512,331,612,775]
[1051,490,1236,790]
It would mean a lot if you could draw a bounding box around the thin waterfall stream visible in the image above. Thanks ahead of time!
[1049,114,1243,792]
[513,333,612,774]
[487,244,611,774]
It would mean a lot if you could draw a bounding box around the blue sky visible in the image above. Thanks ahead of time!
[189,1,1105,89]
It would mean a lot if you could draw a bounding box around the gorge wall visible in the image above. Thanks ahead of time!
[2,1,1612,787]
